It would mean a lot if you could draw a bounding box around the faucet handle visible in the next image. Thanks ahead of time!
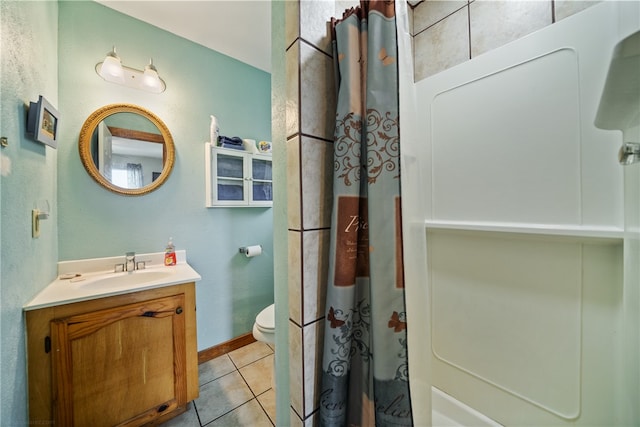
[114,263,125,273]
[125,252,136,272]
[136,261,147,270]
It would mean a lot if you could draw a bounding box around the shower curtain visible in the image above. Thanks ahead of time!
[320,1,412,426]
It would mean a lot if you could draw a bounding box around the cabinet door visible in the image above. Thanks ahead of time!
[213,150,247,204]
[50,294,187,427]
[250,156,273,205]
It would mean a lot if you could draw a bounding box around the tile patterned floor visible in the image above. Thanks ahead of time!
[161,341,275,427]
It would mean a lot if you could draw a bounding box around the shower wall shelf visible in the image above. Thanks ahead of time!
[424,220,624,243]
[594,31,640,133]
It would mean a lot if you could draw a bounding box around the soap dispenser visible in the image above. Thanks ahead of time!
[164,237,176,266]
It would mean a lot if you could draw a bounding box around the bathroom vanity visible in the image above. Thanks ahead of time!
[24,252,200,426]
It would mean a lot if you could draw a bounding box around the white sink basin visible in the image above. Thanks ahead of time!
[80,269,177,289]
[24,251,202,310]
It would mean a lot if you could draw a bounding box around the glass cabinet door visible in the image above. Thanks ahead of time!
[214,152,246,203]
[251,157,273,203]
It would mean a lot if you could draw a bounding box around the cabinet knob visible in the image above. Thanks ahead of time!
[157,404,169,413]
[176,307,183,315]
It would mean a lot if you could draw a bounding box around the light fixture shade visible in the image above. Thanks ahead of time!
[142,59,162,91]
[99,48,124,83]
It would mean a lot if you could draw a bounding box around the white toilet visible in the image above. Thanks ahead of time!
[253,304,275,389]
[252,303,275,345]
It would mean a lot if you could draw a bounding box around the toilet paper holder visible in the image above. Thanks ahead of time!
[239,245,262,255]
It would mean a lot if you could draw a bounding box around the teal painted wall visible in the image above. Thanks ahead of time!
[57,1,273,351]
[0,1,59,424]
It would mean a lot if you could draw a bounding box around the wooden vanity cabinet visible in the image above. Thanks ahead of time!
[26,282,198,427]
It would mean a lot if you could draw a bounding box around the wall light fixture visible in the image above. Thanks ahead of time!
[95,46,166,94]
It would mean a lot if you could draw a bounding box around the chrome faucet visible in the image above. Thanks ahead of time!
[125,252,136,272]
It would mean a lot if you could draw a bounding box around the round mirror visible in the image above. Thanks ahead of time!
[78,104,175,196]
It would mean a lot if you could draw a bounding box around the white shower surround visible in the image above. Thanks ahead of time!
[402,1,639,426]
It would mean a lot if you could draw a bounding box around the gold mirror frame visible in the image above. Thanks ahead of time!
[78,104,175,196]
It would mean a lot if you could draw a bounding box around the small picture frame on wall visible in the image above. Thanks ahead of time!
[26,95,60,149]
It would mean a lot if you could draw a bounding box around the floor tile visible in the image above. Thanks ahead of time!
[198,354,236,386]
[257,388,276,425]
[161,341,275,426]
[159,403,200,427]
[206,399,273,427]
[193,371,253,425]
[228,341,273,368]
[239,354,274,396]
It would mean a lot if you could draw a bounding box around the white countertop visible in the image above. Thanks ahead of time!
[24,250,201,311]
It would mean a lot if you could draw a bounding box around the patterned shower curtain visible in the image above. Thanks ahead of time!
[320,1,412,426]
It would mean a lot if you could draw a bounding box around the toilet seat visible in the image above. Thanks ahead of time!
[255,304,274,333]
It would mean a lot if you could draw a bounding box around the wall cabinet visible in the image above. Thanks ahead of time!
[26,283,198,427]
[205,144,273,207]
